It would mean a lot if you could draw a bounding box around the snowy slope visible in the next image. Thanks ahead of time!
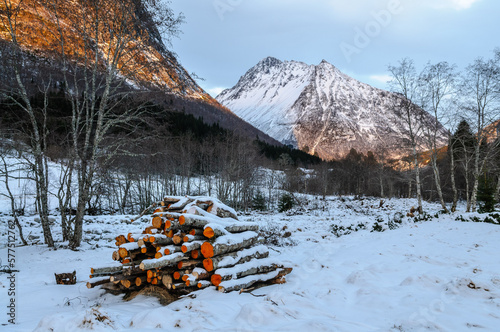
[217,57,448,160]
[1,197,500,331]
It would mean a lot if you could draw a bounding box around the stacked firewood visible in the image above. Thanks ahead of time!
[87,196,292,295]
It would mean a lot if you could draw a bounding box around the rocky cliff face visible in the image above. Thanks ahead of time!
[218,57,448,160]
[0,1,279,144]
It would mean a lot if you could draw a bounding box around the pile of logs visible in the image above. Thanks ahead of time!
[87,196,292,296]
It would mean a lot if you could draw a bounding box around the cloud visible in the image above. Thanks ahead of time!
[447,0,480,9]
[206,87,226,97]
[324,0,480,14]
[369,74,392,84]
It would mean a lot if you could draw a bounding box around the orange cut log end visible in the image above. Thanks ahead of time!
[135,277,143,287]
[152,216,163,229]
[201,242,214,258]
[90,268,95,274]
[118,247,128,259]
[185,280,191,287]
[203,227,215,239]
[173,271,181,280]
[183,235,189,242]
[122,259,131,264]
[189,229,196,236]
[179,215,185,225]
[182,275,189,282]
[166,230,174,238]
[147,270,154,279]
[164,220,172,230]
[203,258,214,272]
[177,261,184,269]
[164,248,170,255]
[152,278,158,285]
[141,247,147,254]
[155,252,163,259]
[191,250,199,259]
[181,245,188,253]
[211,274,222,287]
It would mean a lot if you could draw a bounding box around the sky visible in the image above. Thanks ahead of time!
[168,0,500,97]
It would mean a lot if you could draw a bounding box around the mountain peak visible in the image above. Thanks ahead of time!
[217,58,448,160]
[257,56,282,68]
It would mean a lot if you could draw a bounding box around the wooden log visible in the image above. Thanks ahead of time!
[135,276,148,287]
[200,231,260,258]
[110,272,142,282]
[152,216,172,230]
[172,232,185,245]
[181,241,204,253]
[191,250,200,259]
[121,279,133,289]
[86,277,110,289]
[182,234,204,243]
[162,245,181,256]
[162,274,173,289]
[127,233,144,242]
[139,252,186,270]
[217,268,292,293]
[152,216,163,229]
[91,263,131,275]
[168,197,194,211]
[163,196,182,204]
[211,274,222,286]
[203,245,269,272]
[115,235,127,246]
[188,229,204,237]
[213,257,284,284]
[197,280,211,289]
[191,268,209,280]
[146,234,174,246]
[177,260,202,269]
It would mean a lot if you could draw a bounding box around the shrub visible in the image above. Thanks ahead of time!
[278,193,295,212]
[478,175,496,213]
[252,191,267,211]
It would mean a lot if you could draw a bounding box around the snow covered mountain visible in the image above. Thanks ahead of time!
[217,57,448,160]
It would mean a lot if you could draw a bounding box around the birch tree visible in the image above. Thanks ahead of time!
[459,54,500,212]
[0,0,54,246]
[419,61,456,213]
[388,58,425,214]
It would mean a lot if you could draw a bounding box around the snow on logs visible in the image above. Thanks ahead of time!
[88,196,292,295]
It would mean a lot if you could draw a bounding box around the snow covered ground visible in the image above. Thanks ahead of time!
[1,196,500,331]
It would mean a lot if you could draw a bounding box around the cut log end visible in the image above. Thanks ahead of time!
[118,247,128,259]
[201,242,214,258]
[152,216,162,229]
[181,245,188,253]
[179,215,185,225]
[203,227,215,239]
[211,274,222,287]
[203,258,214,272]
[191,250,199,260]
[164,220,172,230]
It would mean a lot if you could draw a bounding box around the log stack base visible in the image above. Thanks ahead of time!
[88,196,292,299]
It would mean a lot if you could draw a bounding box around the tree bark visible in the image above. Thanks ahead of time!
[200,231,260,258]
[203,245,269,272]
